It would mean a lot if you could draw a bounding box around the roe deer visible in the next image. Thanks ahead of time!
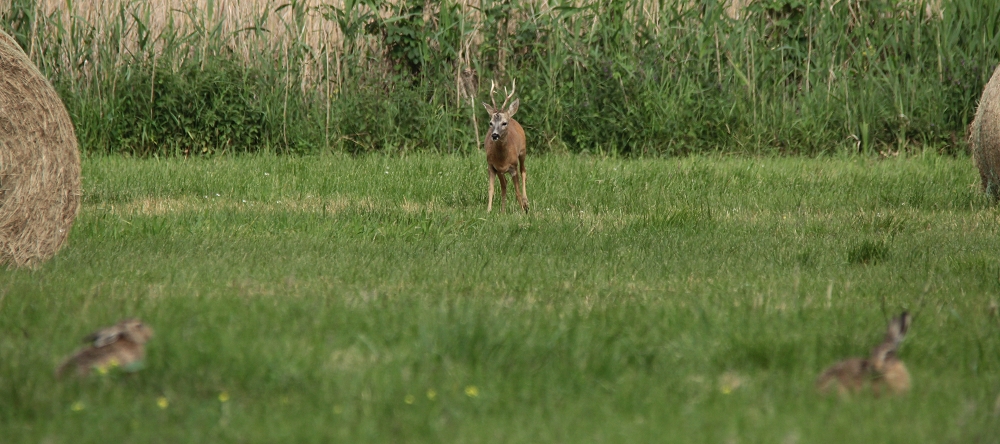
[482,79,528,213]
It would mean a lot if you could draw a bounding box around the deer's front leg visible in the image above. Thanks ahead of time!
[498,172,509,213]
[487,166,496,213]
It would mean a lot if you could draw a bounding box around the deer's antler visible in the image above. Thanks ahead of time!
[501,78,517,111]
[489,79,498,111]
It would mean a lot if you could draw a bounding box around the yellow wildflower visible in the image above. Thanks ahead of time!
[218,391,230,403]
[718,371,745,394]
[464,385,479,398]
[426,389,437,401]
[157,397,169,409]
[404,394,415,405]
[70,401,85,412]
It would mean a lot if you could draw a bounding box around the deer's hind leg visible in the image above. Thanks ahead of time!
[510,168,528,211]
[518,154,528,212]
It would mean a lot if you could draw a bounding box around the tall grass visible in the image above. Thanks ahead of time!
[2,0,999,156]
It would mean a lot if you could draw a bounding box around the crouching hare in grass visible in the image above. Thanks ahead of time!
[56,319,154,378]
[482,79,528,213]
[816,311,911,397]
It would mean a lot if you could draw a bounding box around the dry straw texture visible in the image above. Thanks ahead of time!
[7,0,763,90]
[0,29,81,268]
[969,65,1000,199]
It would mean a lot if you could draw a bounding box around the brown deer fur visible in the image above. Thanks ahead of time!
[482,80,528,213]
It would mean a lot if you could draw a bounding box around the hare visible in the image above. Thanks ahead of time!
[816,311,911,396]
[56,319,154,378]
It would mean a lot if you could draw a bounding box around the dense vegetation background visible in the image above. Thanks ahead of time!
[2,0,1000,156]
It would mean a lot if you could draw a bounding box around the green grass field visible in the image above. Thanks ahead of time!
[2,153,999,442]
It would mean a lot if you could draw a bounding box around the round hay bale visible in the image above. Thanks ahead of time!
[0,30,81,268]
[969,65,1000,200]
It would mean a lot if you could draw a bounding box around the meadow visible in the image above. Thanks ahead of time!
[1,152,999,442]
[3,0,1000,441]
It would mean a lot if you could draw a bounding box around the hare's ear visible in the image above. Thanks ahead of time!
[881,311,910,350]
[88,331,121,347]
[896,311,911,337]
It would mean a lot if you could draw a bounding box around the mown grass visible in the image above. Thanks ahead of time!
[1,153,1000,442]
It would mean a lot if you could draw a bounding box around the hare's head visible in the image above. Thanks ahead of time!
[869,311,910,371]
[119,319,154,344]
[482,79,519,141]
[89,319,153,346]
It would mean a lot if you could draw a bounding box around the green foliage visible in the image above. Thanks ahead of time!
[72,60,277,156]
[367,0,429,76]
[329,85,450,153]
[0,0,35,49]
[8,0,1000,155]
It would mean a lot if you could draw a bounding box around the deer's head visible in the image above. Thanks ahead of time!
[482,79,519,141]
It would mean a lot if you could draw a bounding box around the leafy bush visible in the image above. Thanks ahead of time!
[85,61,271,156]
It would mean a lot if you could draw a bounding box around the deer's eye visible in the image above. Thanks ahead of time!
[502,122,507,126]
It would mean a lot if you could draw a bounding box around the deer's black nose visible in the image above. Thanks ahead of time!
[491,134,499,141]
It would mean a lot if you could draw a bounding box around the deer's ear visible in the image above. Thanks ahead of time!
[482,102,495,115]
[506,98,519,117]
